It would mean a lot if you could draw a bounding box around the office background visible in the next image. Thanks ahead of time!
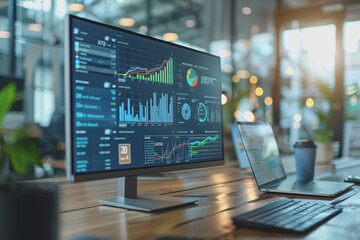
[0,0,360,179]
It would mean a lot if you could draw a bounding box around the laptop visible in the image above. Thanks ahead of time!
[236,122,354,197]
[230,124,250,170]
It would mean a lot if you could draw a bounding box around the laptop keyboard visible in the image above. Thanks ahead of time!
[232,198,342,233]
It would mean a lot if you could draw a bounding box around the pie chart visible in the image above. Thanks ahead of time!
[186,68,198,87]
[181,103,191,120]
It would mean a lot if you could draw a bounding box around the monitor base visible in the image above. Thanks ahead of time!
[99,176,196,212]
[100,193,196,212]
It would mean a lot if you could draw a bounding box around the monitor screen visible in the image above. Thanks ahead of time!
[237,123,285,186]
[66,15,223,180]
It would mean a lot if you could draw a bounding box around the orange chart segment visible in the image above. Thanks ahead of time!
[186,68,198,87]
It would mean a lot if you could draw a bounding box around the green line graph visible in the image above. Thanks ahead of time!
[189,135,219,156]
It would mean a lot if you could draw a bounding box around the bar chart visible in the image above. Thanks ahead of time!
[118,45,174,84]
[119,92,174,123]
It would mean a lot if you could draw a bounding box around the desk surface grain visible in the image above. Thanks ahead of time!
[57,161,360,240]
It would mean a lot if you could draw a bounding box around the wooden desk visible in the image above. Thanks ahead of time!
[58,161,360,240]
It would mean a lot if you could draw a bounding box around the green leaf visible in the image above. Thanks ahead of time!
[7,146,29,175]
[4,125,42,176]
[6,137,42,175]
[6,126,27,144]
[20,138,42,166]
[0,83,16,127]
[0,134,7,172]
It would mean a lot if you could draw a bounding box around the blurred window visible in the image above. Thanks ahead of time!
[344,20,360,121]
[279,24,336,149]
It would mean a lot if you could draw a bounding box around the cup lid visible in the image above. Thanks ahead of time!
[293,140,317,148]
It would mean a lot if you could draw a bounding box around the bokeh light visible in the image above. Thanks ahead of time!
[264,96,273,106]
[249,75,258,84]
[294,113,302,122]
[221,93,228,105]
[119,18,135,27]
[286,66,294,75]
[305,98,314,108]
[244,111,255,122]
[255,87,264,96]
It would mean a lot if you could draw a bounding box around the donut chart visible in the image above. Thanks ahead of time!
[181,103,191,120]
[197,102,207,122]
[186,68,198,87]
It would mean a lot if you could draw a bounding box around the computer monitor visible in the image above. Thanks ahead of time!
[65,15,224,212]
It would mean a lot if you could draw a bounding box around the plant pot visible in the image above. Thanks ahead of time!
[0,183,58,240]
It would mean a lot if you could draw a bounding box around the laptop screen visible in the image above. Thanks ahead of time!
[230,124,250,170]
[237,122,286,186]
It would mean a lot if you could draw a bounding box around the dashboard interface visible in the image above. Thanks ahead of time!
[69,16,223,174]
[237,123,285,186]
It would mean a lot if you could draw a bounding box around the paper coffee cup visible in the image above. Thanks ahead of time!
[293,140,317,182]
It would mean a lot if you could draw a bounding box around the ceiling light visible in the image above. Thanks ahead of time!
[119,18,135,27]
[163,32,178,42]
[68,3,84,12]
[242,7,252,15]
[185,19,196,28]
[0,31,11,38]
[28,24,43,32]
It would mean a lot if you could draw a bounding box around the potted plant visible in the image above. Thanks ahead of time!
[0,83,58,240]
[305,80,338,164]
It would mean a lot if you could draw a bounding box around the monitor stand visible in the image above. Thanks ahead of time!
[99,176,196,212]
[139,172,179,180]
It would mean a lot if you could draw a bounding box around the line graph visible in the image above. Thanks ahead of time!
[118,45,173,84]
[144,135,222,164]
[189,135,219,157]
[155,142,189,160]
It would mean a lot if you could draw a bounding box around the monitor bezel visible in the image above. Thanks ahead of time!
[65,14,224,182]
